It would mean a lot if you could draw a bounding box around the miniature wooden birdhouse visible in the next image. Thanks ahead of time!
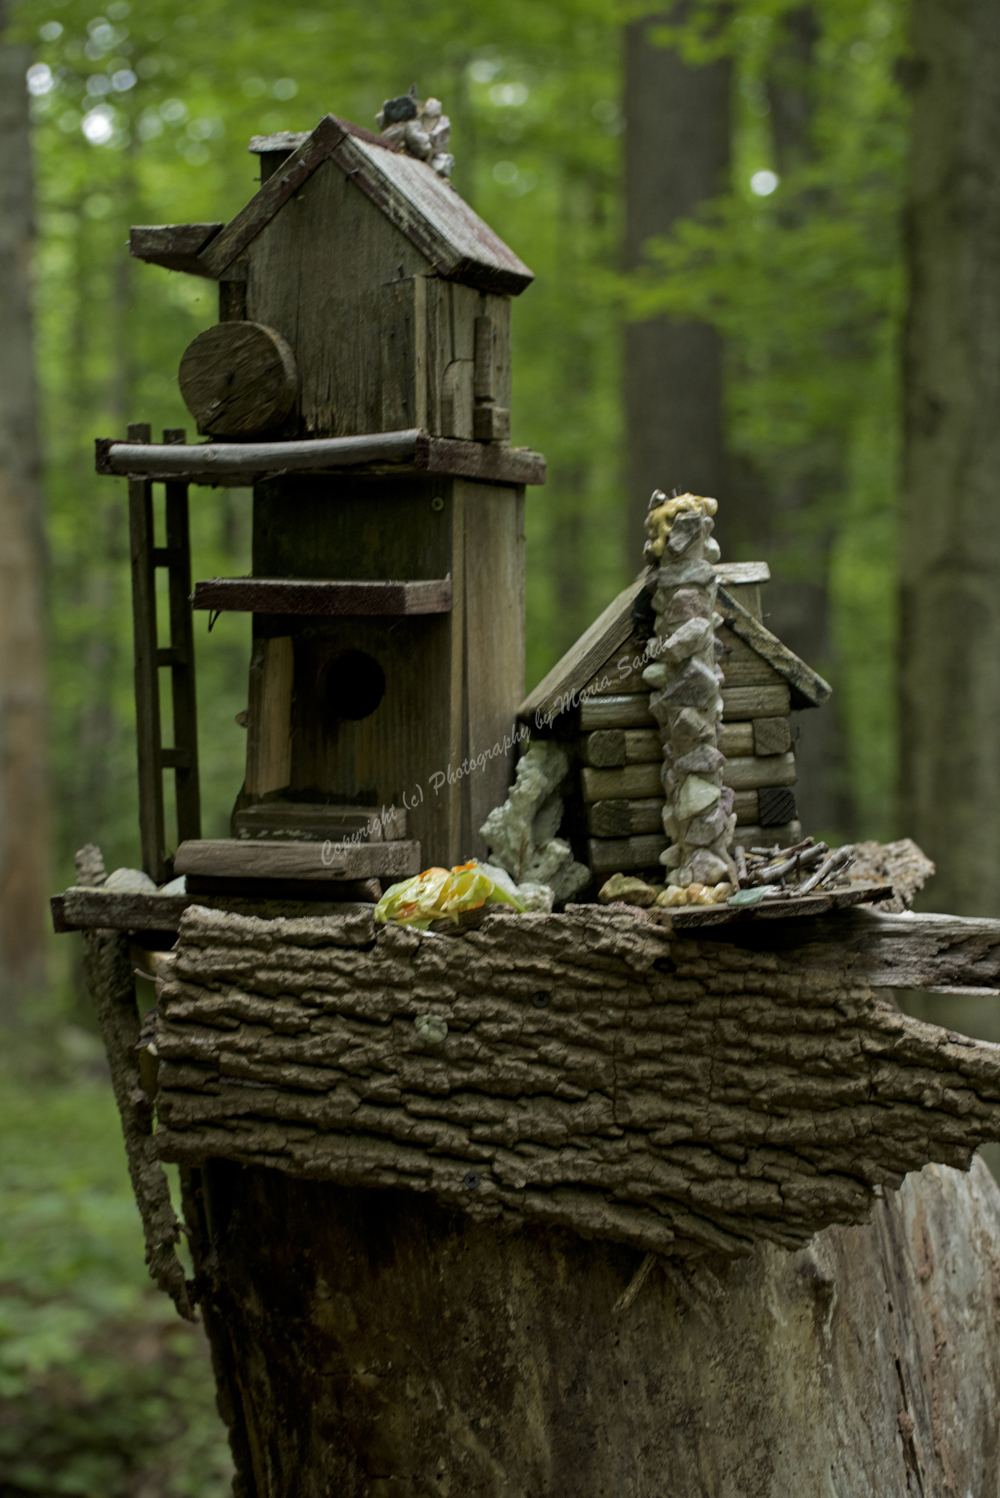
[519,562,831,885]
[99,111,544,890]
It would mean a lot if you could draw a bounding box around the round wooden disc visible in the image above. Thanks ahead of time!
[178,321,298,437]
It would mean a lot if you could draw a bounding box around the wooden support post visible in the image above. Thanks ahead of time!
[127,422,167,882]
[163,429,201,844]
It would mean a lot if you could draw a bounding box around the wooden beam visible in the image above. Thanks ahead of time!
[173,838,422,882]
[192,578,453,617]
[95,431,545,488]
[581,764,663,804]
[586,799,665,837]
[245,637,293,798]
[578,695,656,731]
[722,685,790,720]
[53,887,378,935]
[718,721,754,757]
[129,223,224,277]
[718,585,832,710]
[579,728,661,768]
[587,833,669,875]
[723,752,797,792]
[233,803,407,842]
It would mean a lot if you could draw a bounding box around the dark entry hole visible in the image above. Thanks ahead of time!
[321,649,386,723]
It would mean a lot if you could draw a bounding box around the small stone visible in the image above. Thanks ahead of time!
[683,805,730,847]
[675,744,726,775]
[642,662,670,690]
[719,785,735,816]
[104,867,158,894]
[598,873,658,908]
[662,616,713,664]
[656,557,716,589]
[712,882,734,901]
[669,707,716,750]
[666,510,705,555]
[676,774,721,821]
[686,882,713,905]
[414,1013,448,1043]
[675,865,693,886]
[688,849,730,885]
[661,657,719,709]
[704,537,721,563]
[658,588,713,627]
[655,884,689,907]
[660,843,684,869]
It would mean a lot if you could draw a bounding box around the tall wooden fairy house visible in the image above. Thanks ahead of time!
[520,562,831,882]
[98,111,544,889]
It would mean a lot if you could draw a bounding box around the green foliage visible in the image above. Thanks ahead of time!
[624,0,907,835]
[0,1077,232,1495]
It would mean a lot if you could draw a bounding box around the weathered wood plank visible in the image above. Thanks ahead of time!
[55,886,378,934]
[579,729,661,768]
[586,799,665,838]
[753,716,792,756]
[669,882,895,929]
[129,223,223,277]
[96,432,545,488]
[731,820,803,851]
[717,585,831,709]
[714,562,770,585]
[718,721,755,757]
[192,578,453,617]
[581,763,663,804]
[587,833,668,874]
[174,839,421,882]
[721,685,790,720]
[718,625,784,688]
[233,802,406,842]
[519,578,646,727]
[126,426,168,883]
[198,115,349,278]
[723,752,797,792]
[578,695,657,731]
[244,636,293,798]
[163,467,201,844]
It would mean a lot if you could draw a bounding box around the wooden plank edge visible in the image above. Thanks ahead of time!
[718,585,832,708]
[191,578,453,617]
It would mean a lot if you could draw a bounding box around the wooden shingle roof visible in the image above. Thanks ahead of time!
[130,114,534,297]
[518,563,832,725]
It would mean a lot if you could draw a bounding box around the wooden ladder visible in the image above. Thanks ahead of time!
[127,422,201,882]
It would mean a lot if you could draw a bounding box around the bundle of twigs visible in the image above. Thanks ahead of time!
[730,837,856,904]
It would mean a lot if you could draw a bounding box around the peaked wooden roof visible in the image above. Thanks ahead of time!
[131,114,534,297]
[518,564,832,724]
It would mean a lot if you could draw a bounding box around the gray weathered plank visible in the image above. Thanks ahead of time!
[192,578,453,617]
[174,838,421,882]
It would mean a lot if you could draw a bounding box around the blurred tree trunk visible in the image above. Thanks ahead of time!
[734,7,855,840]
[623,7,731,561]
[0,12,50,1020]
[899,0,1000,915]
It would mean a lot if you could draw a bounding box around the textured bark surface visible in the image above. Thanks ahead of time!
[82,927,195,1319]
[0,35,49,1019]
[155,905,1000,1260]
[899,0,1000,915]
[623,8,731,559]
[186,1154,1000,1498]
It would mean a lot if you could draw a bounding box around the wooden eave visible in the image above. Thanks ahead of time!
[518,562,831,725]
[130,114,534,297]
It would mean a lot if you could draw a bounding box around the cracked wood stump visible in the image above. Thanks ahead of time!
[140,903,1000,1495]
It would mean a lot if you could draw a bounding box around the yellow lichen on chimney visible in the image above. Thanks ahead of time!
[644,491,719,560]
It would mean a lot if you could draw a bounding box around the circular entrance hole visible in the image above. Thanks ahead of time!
[321,649,386,723]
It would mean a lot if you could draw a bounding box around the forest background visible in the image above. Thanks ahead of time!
[0,0,947,1491]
